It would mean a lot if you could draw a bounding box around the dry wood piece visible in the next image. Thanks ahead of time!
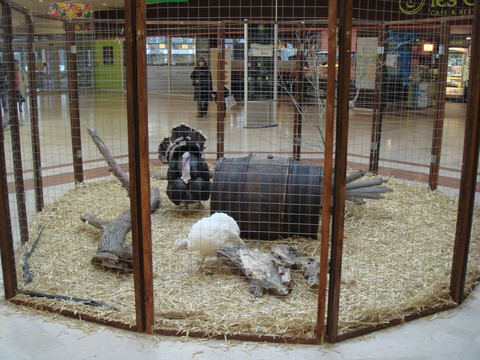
[22,226,44,284]
[300,259,321,288]
[82,187,161,271]
[20,290,119,311]
[82,209,132,271]
[217,244,322,296]
[270,244,320,288]
[269,244,298,267]
[344,170,392,204]
[83,125,161,271]
[84,125,131,191]
[217,247,292,297]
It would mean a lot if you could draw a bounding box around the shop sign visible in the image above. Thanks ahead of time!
[399,0,474,17]
[249,44,274,57]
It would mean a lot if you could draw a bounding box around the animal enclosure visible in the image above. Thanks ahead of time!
[1,0,480,345]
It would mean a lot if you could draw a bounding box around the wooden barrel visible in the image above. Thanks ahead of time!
[210,154,323,240]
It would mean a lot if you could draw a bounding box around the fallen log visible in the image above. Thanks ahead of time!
[218,244,322,296]
[82,209,132,271]
[82,188,161,272]
[270,244,320,288]
[217,247,292,297]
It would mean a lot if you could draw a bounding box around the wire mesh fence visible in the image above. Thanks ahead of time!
[0,0,479,344]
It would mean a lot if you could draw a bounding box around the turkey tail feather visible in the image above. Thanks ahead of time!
[171,123,207,152]
[158,137,172,163]
[158,124,208,163]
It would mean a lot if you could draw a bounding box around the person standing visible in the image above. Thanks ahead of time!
[190,57,213,118]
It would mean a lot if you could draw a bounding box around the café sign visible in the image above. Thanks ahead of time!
[399,0,474,17]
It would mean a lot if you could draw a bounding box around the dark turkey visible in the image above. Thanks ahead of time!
[158,124,211,207]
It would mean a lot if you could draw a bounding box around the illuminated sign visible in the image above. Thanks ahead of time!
[399,0,474,17]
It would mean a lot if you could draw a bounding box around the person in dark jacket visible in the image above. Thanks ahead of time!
[190,57,213,118]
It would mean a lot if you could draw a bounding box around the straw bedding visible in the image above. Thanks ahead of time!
[13,169,480,339]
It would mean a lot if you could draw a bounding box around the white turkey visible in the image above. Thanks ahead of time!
[176,212,247,270]
[158,124,211,207]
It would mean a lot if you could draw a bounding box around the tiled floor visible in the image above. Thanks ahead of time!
[1,93,479,359]
[3,92,469,194]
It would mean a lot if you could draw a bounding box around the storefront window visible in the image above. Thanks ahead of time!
[146,36,195,65]
[446,47,470,101]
